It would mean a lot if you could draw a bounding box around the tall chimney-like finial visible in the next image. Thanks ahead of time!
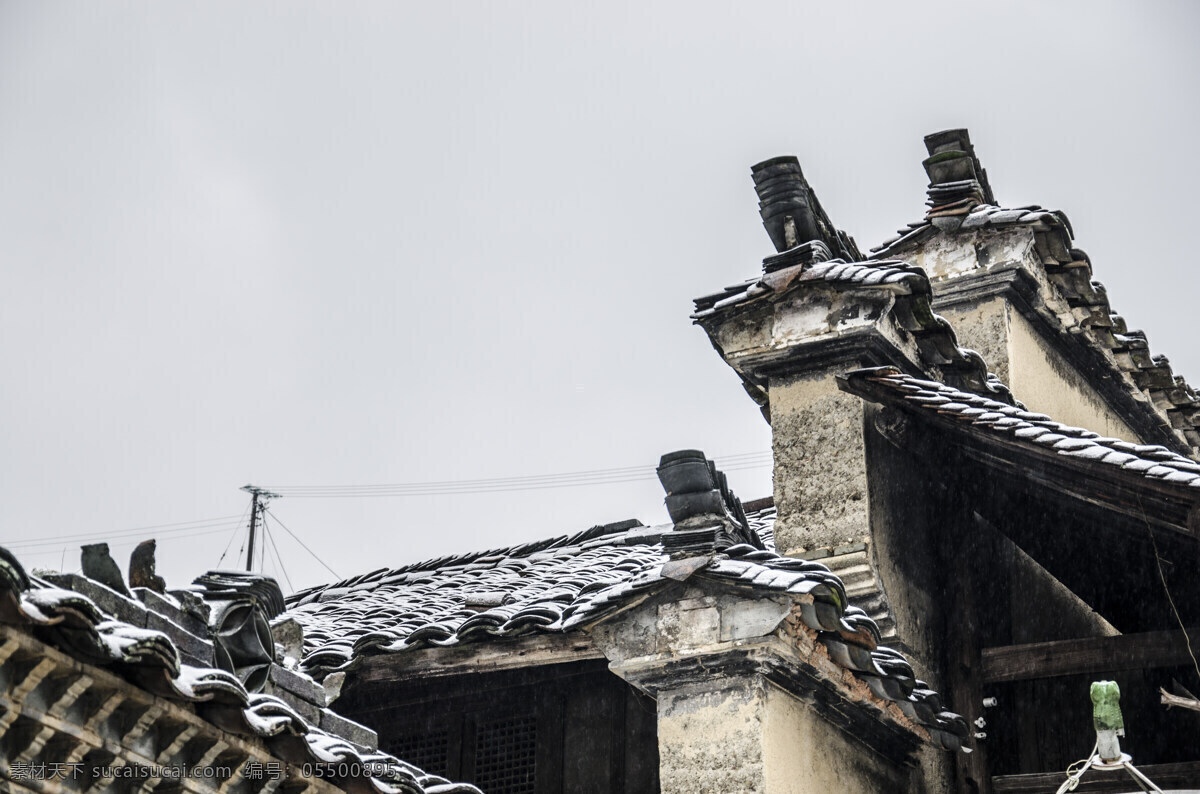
[751,156,862,271]
[656,449,763,558]
[922,128,995,219]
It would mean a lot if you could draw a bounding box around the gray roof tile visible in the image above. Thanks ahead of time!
[278,503,967,750]
[0,547,477,794]
[869,199,1200,457]
[692,258,1017,407]
[840,367,1200,491]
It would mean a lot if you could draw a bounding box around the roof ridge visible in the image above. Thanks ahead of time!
[286,517,646,606]
[280,512,968,751]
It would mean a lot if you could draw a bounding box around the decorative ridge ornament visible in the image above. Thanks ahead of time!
[656,449,764,556]
[922,128,995,219]
[191,571,285,692]
[751,155,861,263]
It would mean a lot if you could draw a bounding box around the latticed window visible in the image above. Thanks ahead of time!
[367,661,659,793]
[473,714,538,794]
[392,726,451,779]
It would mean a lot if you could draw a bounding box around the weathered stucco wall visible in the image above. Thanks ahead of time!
[861,407,947,683]
[770,369,870,556]
[657,676,925,794]
[937,298,1011,387]
[657,679,768,794]
[902,227,1040,287]
[1005,307,1140,441]
[940,297,1140,441]
[762,682,921,794]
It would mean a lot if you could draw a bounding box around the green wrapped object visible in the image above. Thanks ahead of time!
[1090,680,1125,733]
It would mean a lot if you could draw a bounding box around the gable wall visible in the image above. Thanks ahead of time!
[938,297,1141,442]
[762,681,932,794]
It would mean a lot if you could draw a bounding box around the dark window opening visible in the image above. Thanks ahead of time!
[475,714,538,794]
[338,659,659,794]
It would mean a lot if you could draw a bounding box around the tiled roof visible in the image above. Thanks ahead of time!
[814,542,897,644]
[871,186,1200,456]
[870,203,1073,260]
[0,546,480,794]
[284,516,760,673]
[571,540,969,748]
[691,256,1016,405]
[282,505,969,751]
[838,366,1200,490]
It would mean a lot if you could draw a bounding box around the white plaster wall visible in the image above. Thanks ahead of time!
[1006,306,1141,441]
[941,297,1141,441]
[657,677,925,794]
[762,681,919,793]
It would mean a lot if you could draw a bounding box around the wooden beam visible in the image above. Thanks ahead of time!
[353,632,605,684]
[946,506,993,794]
[981,628,1199,684]
[993,761,1200,792]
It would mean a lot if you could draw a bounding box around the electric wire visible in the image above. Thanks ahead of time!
[262,526,274,578]
[263,517,295,593]
[267,450,768,490]
[14,526,252,561]
[216,523,246,570]
[216,503,253,569]
[266,508,340,579]
[2,515,247,551]
[263,451,771,498]
[264,518,291,589]
[1136,494,1200,683]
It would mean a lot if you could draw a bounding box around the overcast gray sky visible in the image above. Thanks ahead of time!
[2,1,1197,592]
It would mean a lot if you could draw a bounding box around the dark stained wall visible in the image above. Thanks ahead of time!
[863,403,1200,780]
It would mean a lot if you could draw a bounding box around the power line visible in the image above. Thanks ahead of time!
[14,525,248,560]
[0,515,246,546]
[216,502,252,569]
[262,516,295,593]
[3,517,247,552]
[265,508,340,579]
[216,523,246,570]
[267,451,768,489]
[263,452,771,498]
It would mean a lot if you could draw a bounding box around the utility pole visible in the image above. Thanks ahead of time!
[240,485,280,572]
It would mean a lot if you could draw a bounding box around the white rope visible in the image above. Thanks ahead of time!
[1053,744,1165,794]
[1123,762,1165,793]
[1055,745,1097,794]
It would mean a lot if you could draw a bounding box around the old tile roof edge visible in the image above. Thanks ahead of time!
[561,541,969,750]
[837,365,1200,494]
[283,508,968,750]
[691,257,1018,407]
[815,540,900,647]
[868,204,1200,457]
[0,545,480,794]
[285,508,775,672]
[285,517,645,607]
